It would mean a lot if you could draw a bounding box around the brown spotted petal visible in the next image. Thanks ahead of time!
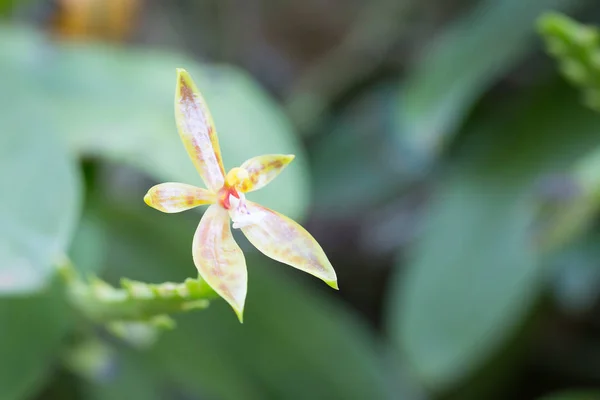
[238,200,338,289]
[175,68,226,191]
[193,204,247,322]
[239,154,295,193]
[144,182,215,213]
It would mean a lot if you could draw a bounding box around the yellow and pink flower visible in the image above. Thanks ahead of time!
[144,69,338,322]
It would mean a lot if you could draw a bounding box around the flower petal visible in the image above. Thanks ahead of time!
[175,68,226,191]
[193,204,247,322]
[144,182,215,213]
[237,201,338,289]
[239,154,295,193]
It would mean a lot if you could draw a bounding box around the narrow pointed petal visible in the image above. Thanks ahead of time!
[193,204,247,321]
[239,154,295,193]
[144,182,216,213]
[237,201,338,289]
[175,68,226,191]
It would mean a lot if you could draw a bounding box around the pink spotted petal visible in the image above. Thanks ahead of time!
[239,154,295,193]
[193,204,247,322]
[175,68,226,191]
[238,201,338,289]
[144,182,216,213]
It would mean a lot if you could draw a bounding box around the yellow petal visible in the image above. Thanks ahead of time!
[175,68,226,191]
[193,204,247,322]
[144,182,215,213]
[239,154,295,192]
[237,201,338,289]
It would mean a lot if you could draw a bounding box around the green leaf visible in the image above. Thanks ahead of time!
[0,24,309,220]
[152,263,392,400]
[538,391,600,400]
[549,229,600,314]
[79,345,164,400]
[0,101,78,400]
[311,83,420,215]
[0,279,72,400]
[69,212,109,276]
[0,99,81,293]
[0,0,23,17]
[0,109,78,396]
[537,145,600,251]
[392,169,538,392]
[95,203,395,400]
[62,334,166,399]
[396,0,582,165]
[387,83,600,391]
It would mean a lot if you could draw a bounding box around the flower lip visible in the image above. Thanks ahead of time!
[217,185,240,209]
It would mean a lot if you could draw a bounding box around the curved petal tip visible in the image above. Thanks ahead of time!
[325,279,339,290]
[234,307,244,324]
[192,205,248,324]
[237,201,339,290]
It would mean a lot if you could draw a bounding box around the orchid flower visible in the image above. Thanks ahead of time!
[143,69,338,322]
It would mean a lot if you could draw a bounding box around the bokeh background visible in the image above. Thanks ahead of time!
[3,0,600,399]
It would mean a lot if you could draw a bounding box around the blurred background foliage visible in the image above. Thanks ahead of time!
[5,0,600,399]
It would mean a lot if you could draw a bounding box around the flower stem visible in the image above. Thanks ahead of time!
[57,257,218,325]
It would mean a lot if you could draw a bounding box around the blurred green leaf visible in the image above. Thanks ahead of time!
[82,346,163,400]
[0,279,72,400]
[311,83,411,214]
[392,169,538,391]
[396,0,581,165]
[549,229,600,315]
[0,103,81,293]
[94,201,395,400]
[538,12,600,112]
[388,83,600,391]
[537,145,600,251]
[539,391,600,400]
[69,213,108,276]
[0,29,79,399]
[0,24,309,220]
[151,263,392,400]
[0,0,21,17]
